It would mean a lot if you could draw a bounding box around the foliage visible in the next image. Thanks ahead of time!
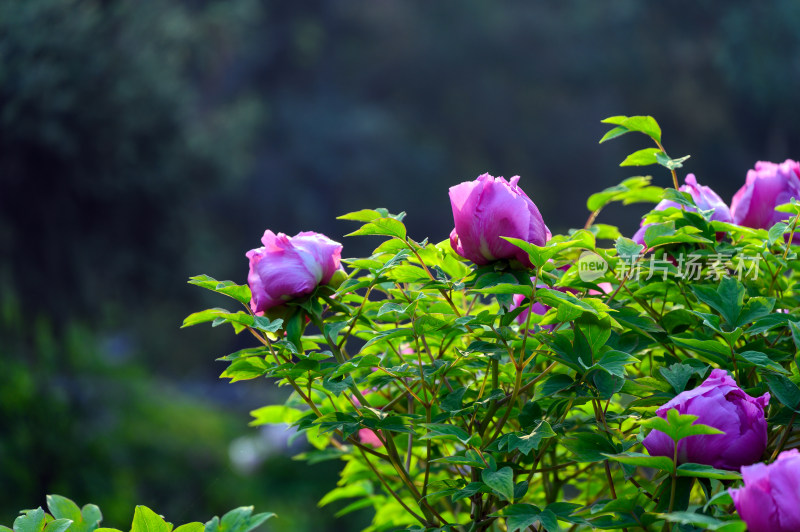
[0,495,273,532]
[188,116,800,531]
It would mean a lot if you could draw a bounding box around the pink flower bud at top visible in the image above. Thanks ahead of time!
[246,230,344,315]
[449,173,550,268]
[729,449,800,532]
[642,369,769,471]
[731,159,800,230]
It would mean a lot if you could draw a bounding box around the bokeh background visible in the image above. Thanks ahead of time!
[2,1,800,530]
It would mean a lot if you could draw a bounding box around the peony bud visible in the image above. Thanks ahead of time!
[449,173,550,267]
[246,230,344,315]
[642,369,769,470]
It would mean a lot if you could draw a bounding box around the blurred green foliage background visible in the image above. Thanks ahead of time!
[1,0,799,529]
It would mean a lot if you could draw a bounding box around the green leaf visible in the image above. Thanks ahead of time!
[669,335,729,366]
[691,278,746,329]
[604,452,674,474]
[345,218,406,240]
[643,409,724,443]
[43,521,72,532]
[482,467,515,502]
[420,423,472,445]
[601,115,662,143]
[46,496,82,522]
[620,148,663,167]
[537,288,608,318]
[768,222,790,246]
[208,507,274,532]
[451,482,489,502]
[659,363,698,394]
[173,525,204,532]
[594,350,639,378]
[657,511,745,531]
[336,209,384,222]
[220,357,268,382]
[249,405,305,426]
[14,509,47,532]
[502,237,587,269]
[586,176,662,211]
[181,308,232,328]
[764,374,800,411]
[130,506,171,532]
[655,152,691,171]
[676,463,741,480]
[615,237,644,261]
[737,350,790,374]
[563,433,618,463]
[188,275,251,305]
[499,504,541,532]
[704,491,734,511]
[788,320,800,373]
[252,316,283,334]
[493,421,556,455]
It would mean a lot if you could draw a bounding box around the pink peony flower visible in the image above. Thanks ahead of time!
[731,159,800,231]
[730,449,800,532]
[246,230,343,314]
[449,173,550,267]
[642,369,769,471]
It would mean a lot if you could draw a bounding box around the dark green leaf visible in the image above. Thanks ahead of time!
[482,467,515,502]
[764,374,800,411]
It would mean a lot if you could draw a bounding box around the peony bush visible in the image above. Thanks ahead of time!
[181,116,800,532]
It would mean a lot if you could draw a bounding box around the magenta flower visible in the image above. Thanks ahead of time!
[642,369,769,470]
[246,230,343,314]
[731,159,800,230]
[449,173,550,267]
[730,449,800,532]
[633,174,732,245]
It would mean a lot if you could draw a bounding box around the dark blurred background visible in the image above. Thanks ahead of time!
[2,0,799,529]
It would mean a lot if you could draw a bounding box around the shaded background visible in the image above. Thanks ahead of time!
[2,0,800,530]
